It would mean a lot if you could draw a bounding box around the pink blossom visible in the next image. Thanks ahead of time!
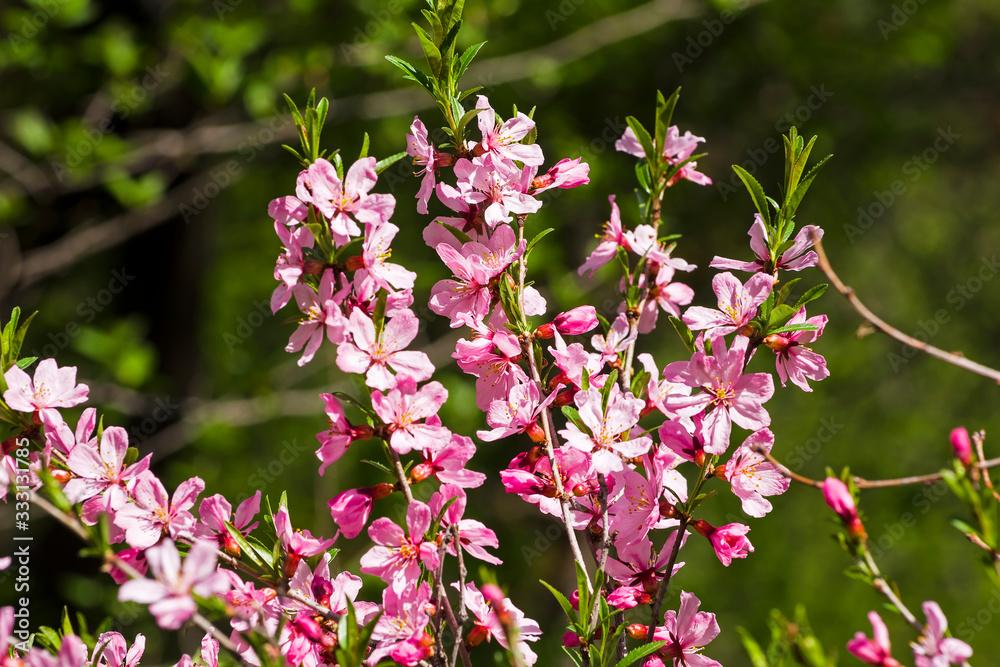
[454,154,541,227]
[371,377,450,454]
[360,501,439,587]
[604,531,685,591]
[406,116,437,214]
[460,583,542,666]
[665,335,774,454]
[549,331,604,390]
[722,429,789,517]
[693,520,753,566]
[286,269,349,366]
[607,454,687,545]
[368,582,433,666]
[315,393,373,475]
[475,96,544,166]
[336,308,433,391]
[423,182,484,249]
[528,157,590,194]
[428,241,492,326]
[649,590,722,666]
[64,425,150,525]
[591,313,637,365]
[274,504,336,575]
[710,214,823,273]
[194,491,261,553]
[478,381,555,443]
[682,271,773,337]
[822,477,865,538]
[430,484,501,564]
[459,350,530,411]
[616,126,712,186]
[92,631,145,667]
[297,157,394,244]
[559,384,652,476]
[327,483,394,539]
[847,611,901,666]
[42,407,96,457]
[354,221,417,292]
[223,570,279,635]
[271,221,315,313]
[636,353,692,418]
[579,195,628,277]
[764,307,829,391]
[108,548,147,585]
[501,447,593,527]
[912,601,973,667]
[115,472,204,549]
[413,430,486,488]
[3,359,89,423]
[118,539,229,630]
[636,266,695,334]
[25,634,89,667]
[454,309,521,365]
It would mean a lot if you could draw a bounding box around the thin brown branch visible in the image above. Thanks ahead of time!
[811,229,1000,383]
[645,518,688,644]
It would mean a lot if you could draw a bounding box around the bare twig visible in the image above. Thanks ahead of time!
[811,229,1000,384]
[645,518,688,644]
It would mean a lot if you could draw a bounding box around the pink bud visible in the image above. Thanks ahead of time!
[950,427,973,466]
[823,477,866,539]
[481,583,506,608]
[562,631,582,648]
[553,306,599,335]
[693,520,754,566]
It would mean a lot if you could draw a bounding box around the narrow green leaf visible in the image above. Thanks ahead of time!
[436,221,473,245]
[736,627,769,667]
[384,55,433,92]
[785,153,832,219]
[766,322,819,336]
[612,641,668,667]
[282,93,304,127]
[626,116,656,171]
[358,132,370,160]
[224,522,263,568]
[456,106,482,135]
[375,151,407,175]
[525,227,555,260]
[654,87,680,156]
[793,283,828,311]
[668,316,695,355]
[413,23,442,77]
[15,357,37,370]
[601,369,618,415]
[580,367,590,392]
[540,579,578,622]
[630,370,650,399]
[732,165,771,226]
[776,277,802,307]
[455,41,486,82]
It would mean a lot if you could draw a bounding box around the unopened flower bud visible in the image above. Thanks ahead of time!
[553,306,599,335]
[525,421,546,443]
[303,259,327,275]
[533,322,556,339]
[349,424,374,440]
[371,482,395,500]
[763,334,790,352]
[553,388,576,407]
[293,615,324,643]
[466,623,490,648]
[343,255,365,272]
[658,499,676,519]
[50,469,71,484]
[950,427,973,466]
[625,624,648,641]
[562,631,582,648]
[220,531,242,559]
[823,477,866,540]
[410,461,436,483]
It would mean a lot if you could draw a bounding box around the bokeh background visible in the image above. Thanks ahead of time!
[3,0,1000,664]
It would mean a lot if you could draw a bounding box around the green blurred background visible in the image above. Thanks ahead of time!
[2,0,1000,663]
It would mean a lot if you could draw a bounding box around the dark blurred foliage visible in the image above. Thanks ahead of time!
[2,0,1000,664]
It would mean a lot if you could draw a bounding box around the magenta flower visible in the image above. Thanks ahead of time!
[579,195,628,277]
[637,265,695,334]
[591,313,637,365]
[336,308,434,391]
[274,505,336,568]
[3,359,89,423]
[315,393,373,475]
[478,381,556,443]
[528,157,590,194]
[64,425,150,525]
[354,221,417,292]
[950,427,973,466]
[475,96,544,166]
[723,429,789,518]
[666,335,774,454]
[108,548,148,585]
[42,407,96,457]
[118,539,229,630]
[430,484,501,565]
[693,520,754,566]
[360,501,439,587]
[608,457,686,545]
[286,269,349,366]
[460,583,542,666]
[764,307,829,391]
[604,532,686,591]
[682,271,773,338]
[847,611,901,667]
[646,591,722,666]
[328,486,381,540]
[454,154,541,227]
[458,351,530,412]
[500,447,593,527]
[296,157,394,244]
[428,241,492,326]
[912,601,973,667]
[559,384,652,476]
[710,214,823,274]
[371,377,450,454]
[115,472,204,549]
[616,126,712,186]
[414,431,486,488]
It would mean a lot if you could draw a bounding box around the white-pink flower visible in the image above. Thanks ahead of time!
[286,269,349,366]
[118,539,229,630]
[371,377,450,454]
[460,583,542,666]
[64,425,150,525]
[559,384,652,476]
[475,96,544,166]
[114,472,204,549]
[3,359,89,423]
[579,195,627,277]
[682,271,773,338]
[710,214,823,274]
[723,429,789,518]
[359,501,439,587]
[296,157,395,245]
[912,601,973,667]
[355,221,417,292]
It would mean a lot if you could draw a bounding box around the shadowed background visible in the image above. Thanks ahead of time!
[2,0,1000,663]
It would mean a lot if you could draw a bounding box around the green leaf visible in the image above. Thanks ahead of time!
[580,367,590,392]
[123,447,139,466]
[793,283,828,311]
[732,165,771,226]
[436,220,473,245]
[540,579,578,623]
[612,641,668,667]
[776,277,802,307]
[785,154,832,219]
[372,290,388,335]
[375,151,407,175]
[456,107,483,135]
[625,116,657,171]
[668,316,696,355]
[15,357,37,370]
[766,322,820,336]
[358,132,370,160]
[384,55,433,92]
[561,405,590,435]
[736,627,769,667]
[525,228,555,261]
[413,23,442,77]
[654,87,680,157]
[224,522,263,567]
[601,369,618,415]
[766,304,798,329]
[455,41,486,82]
[630,370,650,399]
